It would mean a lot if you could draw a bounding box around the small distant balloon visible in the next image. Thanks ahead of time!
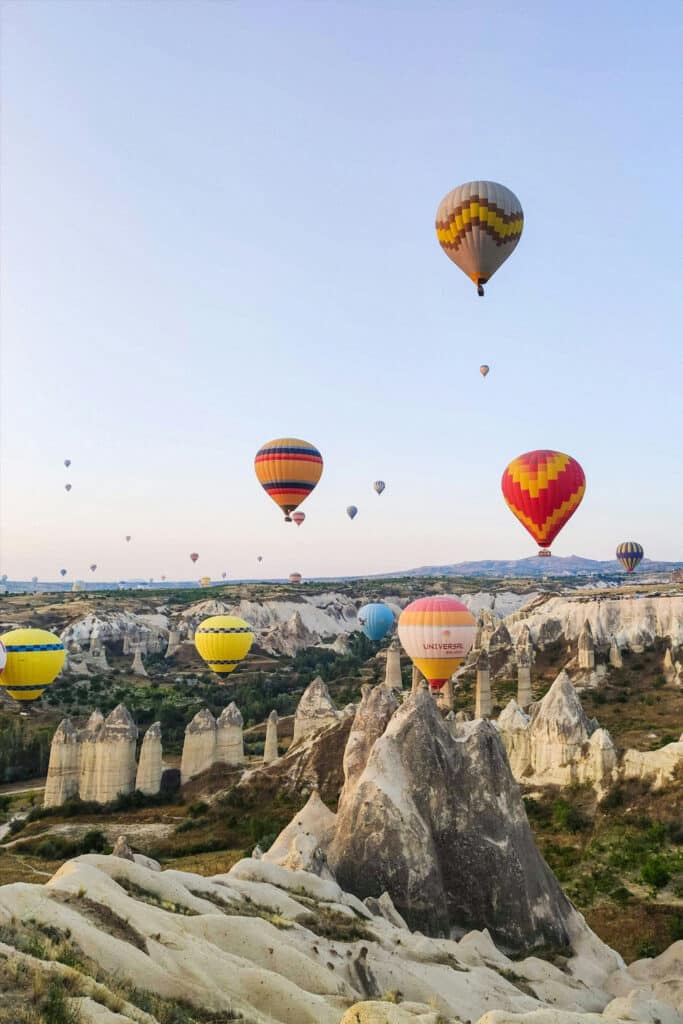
[292,512,306,527]
[373,481,386,495]
[64,459,71,468]
[190,552,199,564]
[59,569,67,577]
[257,556,263,563]
[616,541,644,573]
[149,577,154,584]
[161,575,166,581]
[125,535,131,542]
[480,365,490,378]
[89,564,97,572]
[289,572,302,584]
[31,576,38,585]
[222,571,227,579]
[65,484,72,492]
[346,505,358,520]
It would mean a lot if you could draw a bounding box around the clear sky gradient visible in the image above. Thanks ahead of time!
[2,1,682,581]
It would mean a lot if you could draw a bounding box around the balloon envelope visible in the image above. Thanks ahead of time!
[398,597,476,691]
[373,481,386,495]
[358,603,395,642]
[60,569,67,577]
[436,180,523,295]
[190,552,199,563]
[480,365,490,377]
[125,536,131,542]
[195,615,253,676]
[199,576,211,587]
[257,556,263,563]
[292,512,306,526]
[254,438,323,521]
[616,541,644,573]
[64,459,71,468]
[0,628,66,702]
[65,484,72,492]
[501,450,586,553]
[346,505,358,520]
[221,571,227,579]
[89,564,97,572]
[289,572,302,584]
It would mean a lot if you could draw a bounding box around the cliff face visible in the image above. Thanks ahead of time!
[506,593,683,651]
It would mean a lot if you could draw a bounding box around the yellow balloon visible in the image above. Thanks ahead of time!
[1,628,66,702]
[199,576,212,587]
[194,615,253,676]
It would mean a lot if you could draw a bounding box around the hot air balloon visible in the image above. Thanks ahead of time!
[221,571,227,579]
[257,556,263,563]
[89,564,97,572]
[190,552,199,564]
[64,459,71,468]
[398,597,476,691]
[289,572,302,585]
[195,615,253,677]
[373,481,386,495]
[358,603,395,642]
[59,569,67,577]
[65,484,72,492]
[346,506,358,520]
[616,542,644,573]
[31,576,38,585]
[254,438,323,522]
[199,576,211,587]
[125,535,131,542]
[161,575,166,581]
[501,450,586,556]
[435,181,524,296]
[292,512,306,527]
[0,628,66,702]
[480,365,490,378]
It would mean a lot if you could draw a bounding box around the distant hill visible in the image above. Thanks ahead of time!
[386,555,683,579]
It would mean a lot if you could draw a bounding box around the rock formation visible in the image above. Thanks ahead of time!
[609,637,623,668]
[411,664,423,693]
[135,722,162,795]
[474,650,491,717]
[43,719,80,808]
[91,704,138,803]
[263,710,279,763]
[327,686,575,952]
[292,676,339,743]
[621,734,683,789]
[496,699,531,778]
[180,708,217,784]
[663,647,681,685]
[77,710,104,802]
[437,676,454,711]
[516,648,532,707]
[262,789,336,878]
[215,702,244,766]
[384,640,403,689]
[131,644,148,677]
[339,684,399,803]
[578,619,595,669]
[165,629,181,658]
[515,624,534,664]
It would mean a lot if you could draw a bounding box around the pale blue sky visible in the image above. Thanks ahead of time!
[1,0,681,581]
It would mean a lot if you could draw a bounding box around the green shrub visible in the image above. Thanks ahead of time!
[552,798,588,833]
[640,856,671,889]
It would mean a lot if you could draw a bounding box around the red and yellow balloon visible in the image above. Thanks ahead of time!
[501,450,586,555]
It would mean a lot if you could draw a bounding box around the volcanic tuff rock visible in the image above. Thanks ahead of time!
[264,709,279,763]
[263,789,337,878]
[43,718,80,808]
[135,721,163,795]
[505,593,683,651]
[216,702,245,766]
[292,676,340,743]
[9,850,683,1023]
[338,683,400,803]
[91,704,139,803]
[180,708,217,784]
[327,687,575,952]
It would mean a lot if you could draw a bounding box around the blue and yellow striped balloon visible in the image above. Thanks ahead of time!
[616,541,644,573]
[1,628,66,702]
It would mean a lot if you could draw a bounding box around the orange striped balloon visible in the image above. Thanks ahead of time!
[398,597,476,691]
[255,438,323,522]
[501,450,585,554]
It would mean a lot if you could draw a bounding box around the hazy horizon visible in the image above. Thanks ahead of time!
[2,1,682,581]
